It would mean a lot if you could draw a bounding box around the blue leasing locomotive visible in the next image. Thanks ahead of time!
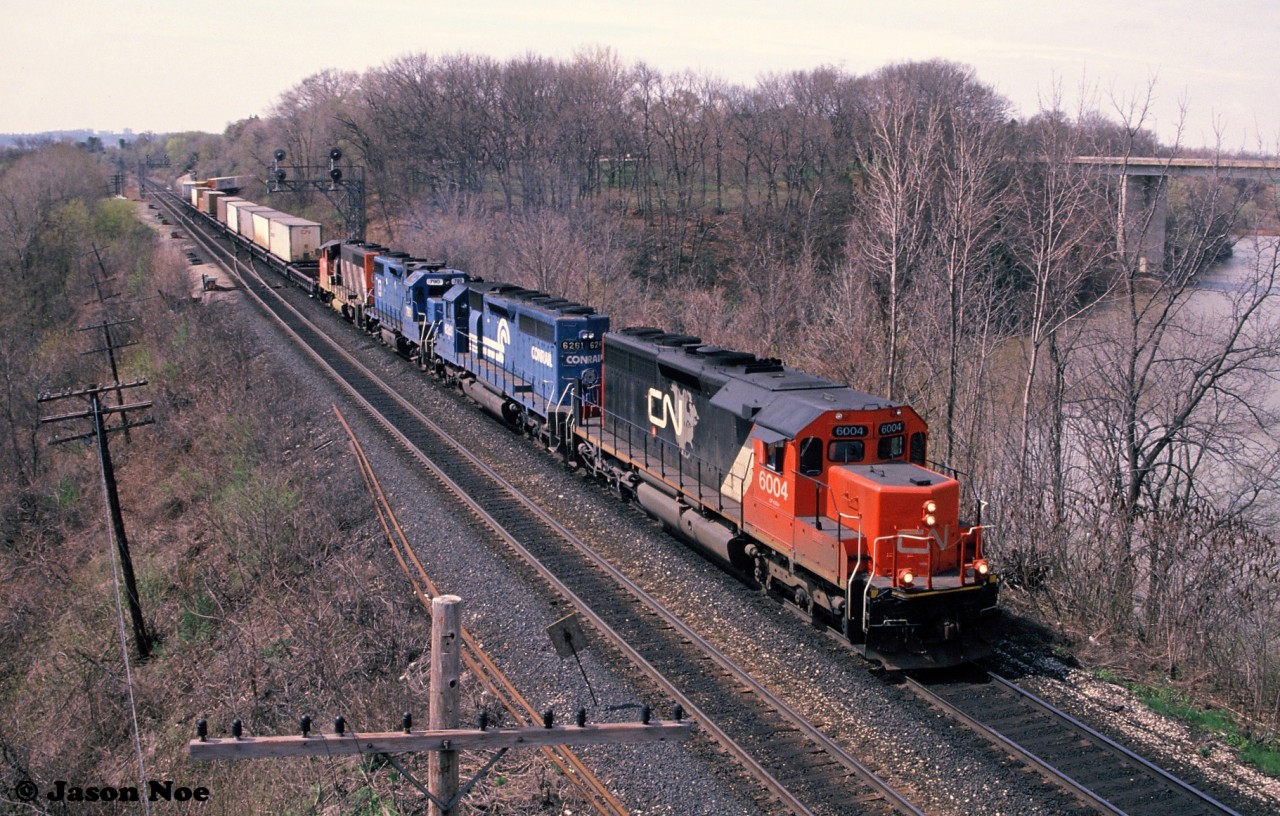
[430,281,607,435]
[371,252,470,358]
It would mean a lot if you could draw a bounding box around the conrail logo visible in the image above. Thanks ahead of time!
[647,384,699,457]
[482,318,511,364]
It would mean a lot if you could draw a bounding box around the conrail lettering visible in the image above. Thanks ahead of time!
[564,353,602,365]
[530,346,553,367]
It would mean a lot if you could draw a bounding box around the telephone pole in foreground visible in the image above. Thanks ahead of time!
[39,381,155,659]
[190,596,691,815]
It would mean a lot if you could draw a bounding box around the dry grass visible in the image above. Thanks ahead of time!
[0,216,583,814]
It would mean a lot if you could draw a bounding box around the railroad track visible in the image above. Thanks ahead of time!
[906,668,1244,816]
[150,186,921,816]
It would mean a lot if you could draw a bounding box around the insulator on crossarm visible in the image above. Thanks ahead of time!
[335,716,345,736]
[300,715,311,737]
[196,718,207,742]
[542,709,554,728]
[403,712,412,734]
[231,719,242,739]
[672,704,685,722]
[641,705,651,724]
[477,710,489,731]
[576,708,587,727]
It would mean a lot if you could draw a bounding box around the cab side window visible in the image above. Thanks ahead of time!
[765,440,786,472]
[798,437,823,475]
[909,432,926,465]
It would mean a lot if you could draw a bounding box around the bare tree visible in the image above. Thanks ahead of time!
[1061,88,1280,630]
[851,62,946,400]
[914,65,1011,464]
[1006,99,1114,509]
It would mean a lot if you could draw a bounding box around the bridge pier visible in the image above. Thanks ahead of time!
[1077,156,1280,278]
[1118,173,1167,276]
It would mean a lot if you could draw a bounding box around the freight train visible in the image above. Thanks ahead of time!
[173,175,999,670]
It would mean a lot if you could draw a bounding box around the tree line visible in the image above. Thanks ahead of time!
[116,52,1280,735]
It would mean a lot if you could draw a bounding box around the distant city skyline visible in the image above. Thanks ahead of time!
[6,1,1278,150]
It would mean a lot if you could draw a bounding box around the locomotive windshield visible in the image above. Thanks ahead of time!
[829,440,865,463]
[877,435,905,460]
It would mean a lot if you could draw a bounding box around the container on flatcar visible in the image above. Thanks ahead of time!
[198,189,224,216]
[216,196,245,226]
[268,215,322,263]
[250,208,284,251]
[205,176,245,193]
[180,180,206,201]
[227,200,265,237]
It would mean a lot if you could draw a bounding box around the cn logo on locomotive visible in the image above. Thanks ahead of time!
[647,384,700,455]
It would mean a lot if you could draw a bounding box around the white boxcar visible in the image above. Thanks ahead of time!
[251,208,283,250]
[268,215,323,263]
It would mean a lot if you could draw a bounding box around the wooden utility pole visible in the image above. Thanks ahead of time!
[190,596,692,814]
[39,381,155,659]
[429,595,462,815]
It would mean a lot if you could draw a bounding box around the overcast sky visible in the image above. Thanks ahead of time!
[5,0,1277,149]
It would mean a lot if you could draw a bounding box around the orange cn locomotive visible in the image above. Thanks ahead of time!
[575,328,998,669]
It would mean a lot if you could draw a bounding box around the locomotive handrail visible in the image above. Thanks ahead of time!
[878,528,990,589]
[878,532,935,590]
[581,399,745,525]
[794,470,834,528]
[837,512,866,636]
[548,382,575,451]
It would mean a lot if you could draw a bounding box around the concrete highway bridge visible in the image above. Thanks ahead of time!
[1073,156,1280,273]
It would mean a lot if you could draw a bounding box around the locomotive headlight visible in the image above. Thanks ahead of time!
[924,514,937,527]
[924,500,937,514]
[898,569,915,588]
[974,558,990,577]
